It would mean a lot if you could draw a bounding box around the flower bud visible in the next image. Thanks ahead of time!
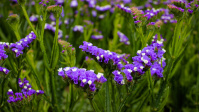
[155,20,163,28]
[6,14,20,31]
[47,5,63,18]
[17,0,26,5]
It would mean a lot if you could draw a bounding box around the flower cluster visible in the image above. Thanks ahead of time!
[55,0,64,5]
[0,66,10,75]
[45,23,63,38]
[79,41,129,70]
[91,29,103,40]
[116,4,132,14]
[7,78,44,103]
[0,43,9,60]
[73,25,84,33]
[70,0,78,8]
[39,0,49,7]
[96,5,111,13]
[9,31,36,57]
[168,0,199,17]
[113,35,166,85]
[29,15,39,22]
[58,67,107,91]
[117,31,130,45]
[91,35,103,40]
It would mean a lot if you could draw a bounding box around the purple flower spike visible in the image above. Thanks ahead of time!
[58,67,107,92]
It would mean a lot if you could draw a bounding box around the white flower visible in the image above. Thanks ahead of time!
[96,56,100,60]
[19,82,23,85]
[97,73,103,79]
[121,80,125,84]
[72,68,77,72]
[162,48,166,53]
[15,49,18,53]
[24,86,27,89]
[88,80,92,85]
[143,60,148,64]
[82,79,87,83]
[58,68,63,72]
[36,90,40,93]
[140,66,144,70]
[134,67,137,71]
[90,70,94,72]
[142,53,145,56]
[88,43,92,46]
[3,69,6,72]
[152,68,156,71]
[8,89,12,92]
[101,55,104,58]
[64,67,70,71]
[137,50,141,54]
[127,69,132,73]
[157,40,163,44]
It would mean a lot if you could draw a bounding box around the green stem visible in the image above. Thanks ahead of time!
[111,78,116,112]
[50,17,60,69]
[117,94,130,112]
[21,5,37,36]
[105,77,111,112]
[26,55,41,89]
[50,69,59,111]
[0,76,6,106]
[89,99,96,112]
[14,31,21,41]
[69,84,74,111]
[39,12,50,71]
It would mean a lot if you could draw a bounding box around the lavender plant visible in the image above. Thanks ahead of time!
[0,0,199,112]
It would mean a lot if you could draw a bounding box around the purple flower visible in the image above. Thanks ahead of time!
[30,15,39,22]
[96,5,111,12]
[79,41,128,69]
[10,31,36,57]
[117,31,130,45]
[0,67,10,74]
[117,4,132,14]
[73,25,84,33]
[188,9,193,13]
[7,89,14,96]
[112,70,125,85]
[70,0,78,8]
[122,69,133,82]
[150,62,163,78]
[58,67,107,91]
[36,90,44,95]
[91,35,103,40]
[7,96,15,103]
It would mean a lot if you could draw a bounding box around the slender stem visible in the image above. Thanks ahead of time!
[50,69,59,111]
[89,99,96,112]
[21,5,37,36]
[0,76,6,105]
[105,77,111,112]
[111,78,116,112]
[117,94,130,112]
[39,12,50,71]
[14,31,21,41]
[50,17,59,69]
[69,84,74,111]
